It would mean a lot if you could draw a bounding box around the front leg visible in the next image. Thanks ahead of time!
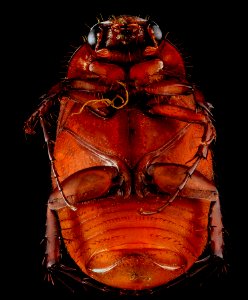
[24,81,67,135]
[24,96,55,135]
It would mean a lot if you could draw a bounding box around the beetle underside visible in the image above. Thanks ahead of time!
[25,15,225,293]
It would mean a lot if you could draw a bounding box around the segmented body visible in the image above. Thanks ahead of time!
[25,15,224,291]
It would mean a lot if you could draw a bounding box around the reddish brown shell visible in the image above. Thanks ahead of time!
[25,15,223,291]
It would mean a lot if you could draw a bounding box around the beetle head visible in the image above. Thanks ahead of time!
[87,15,162,51]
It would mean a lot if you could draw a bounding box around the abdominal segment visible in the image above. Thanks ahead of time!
[57,195,210,290]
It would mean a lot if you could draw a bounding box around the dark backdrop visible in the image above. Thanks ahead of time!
[6,1,244,298]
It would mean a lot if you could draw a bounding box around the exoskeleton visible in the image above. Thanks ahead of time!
[25,15,224,292]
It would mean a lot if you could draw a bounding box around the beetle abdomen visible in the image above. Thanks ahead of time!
[58,196,210,289]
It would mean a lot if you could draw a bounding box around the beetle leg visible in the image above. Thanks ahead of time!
[48,166,121,209]
[149,103,216,160]
[44,208,83,289]
[24,97,55,135]
[193,88,214,116]
[148,103,210,124]
[144,81,193,95]
[40,116,77,211]
[209,200,224,258]
[63,127,131,198]
[24,78,77,135]
[140,157,202,215]
[141,102,224,258]
[44,208,118,292]
[45,207,61,269]
[44,208,95,291]
[24,81,69,135]
[140,104,215,215]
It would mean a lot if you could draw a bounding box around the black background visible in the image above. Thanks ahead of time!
[6,1,244,298]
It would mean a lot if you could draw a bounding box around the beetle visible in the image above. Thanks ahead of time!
[25,15,224,293]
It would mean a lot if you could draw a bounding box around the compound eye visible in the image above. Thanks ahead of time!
[87,23,101,46]
[148,21,162,41]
